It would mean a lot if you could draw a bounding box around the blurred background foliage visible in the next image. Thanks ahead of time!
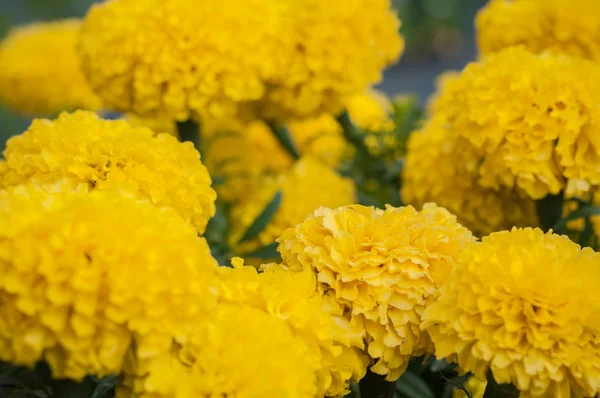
[0,0,487,149]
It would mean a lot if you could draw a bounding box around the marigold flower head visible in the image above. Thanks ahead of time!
[262,0,404,120]
[477,0,600,61]
[278,203,475,381]
[402,120,538,236]
[0,19,101,116]
[0,184,217,380]
[213,259,368,397]
[0,111,216,233]
[229,158,355,254]
[422,228,600,398]
[79,0,298,122]
[430,46,600,199]
[117,304,316,398]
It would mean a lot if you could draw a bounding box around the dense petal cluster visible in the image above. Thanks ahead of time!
[278,203,475,380]
[402,120,538,236]
[0,19,101,116]
[117,304,316,398]
[78,0,402,121]
[263,0,403,119]
[78,0,294,122]
[0,184,217,380]
[229,158,355,253]
[422,228,600,398]
[477,0,600,61]
[0,111,216,233]
[431,47,600,199]
[213,260,368,397]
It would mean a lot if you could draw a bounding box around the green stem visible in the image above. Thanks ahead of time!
[359,369,395,398]
[483,370,520,398]
[177,120,202,154]
[266,122,301,160]
[535,192,564,232]
[337,110,373,158]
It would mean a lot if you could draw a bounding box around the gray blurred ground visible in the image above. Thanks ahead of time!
[0,0,487,148]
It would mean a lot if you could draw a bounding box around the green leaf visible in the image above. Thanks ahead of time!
[553,205,600,232]
[244,242,279,259]
[396,373,435,398]
[266,122,300,160]
[238,191,283,243]
[91,375,119,398]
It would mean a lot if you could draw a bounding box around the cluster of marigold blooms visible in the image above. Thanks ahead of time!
[0,0,599,398]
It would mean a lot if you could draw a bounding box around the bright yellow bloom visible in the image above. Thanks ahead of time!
[79,0,402,122]
[79,0,294,121]
[124,114,177,136]
[0,111,216,233]
[430,47,600,199]
[263,0,403,120]
[0,184,217,380]
[214,259,368,397]
[117,304,316,398]
[453,377,487,398]
[0,19,101,116]
[422,228,600,398]
[477,0,600,61]
[278,203,475,381]
[229,158,355,254]
[402,120,538,236]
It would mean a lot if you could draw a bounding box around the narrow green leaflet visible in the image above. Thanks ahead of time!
[266,122,300,160]
[238,191,283,243]
[396,373,435,398]
[553,205,600,232]
[90,375,119,398]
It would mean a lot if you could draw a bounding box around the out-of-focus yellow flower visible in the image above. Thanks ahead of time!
[116,304,317,398]
[262,0,404,120]
[278,203,475,381]
[402,120,538,236]
[0,184,217,380]
[79,0,296,122]
[477,0,600,61]
[0,19,101,116]
[0,111,216,233]
[229,158,355,254]
[213,259,368,397]
[204,90,394,203]
[453,377,487,398]
[431,46,600,200]
[422,228,600,398]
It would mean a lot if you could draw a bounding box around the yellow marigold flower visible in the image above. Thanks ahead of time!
[278,203,475,381]
[0,19,101,116]
[453,377,487,398]
[117,304,317,398]
[229,158,355,253]
[263,0,404,120]
[0,111,216,233]
[214,259,368,397]
[430,46,600,199]
[346,89,394,133]
[0,184,217,380]
[422,228,600,398]
[477,0,600,61]
[78,0,296,122]
[402,120,538,236]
